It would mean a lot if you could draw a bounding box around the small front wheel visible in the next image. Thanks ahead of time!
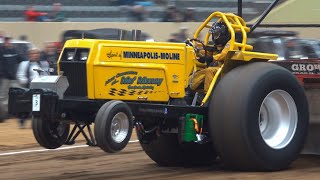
[32,116,70,149]
[94,100,133,153]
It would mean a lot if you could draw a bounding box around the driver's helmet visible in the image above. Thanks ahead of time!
[209,22,230,46]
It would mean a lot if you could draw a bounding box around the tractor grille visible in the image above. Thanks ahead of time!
[60,48,89,97]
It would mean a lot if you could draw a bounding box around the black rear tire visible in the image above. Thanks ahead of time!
[32,116,70,149]
[138,96,217,167]
[138,132,217,167]
[94,100,133,153]
[210,62,309,171]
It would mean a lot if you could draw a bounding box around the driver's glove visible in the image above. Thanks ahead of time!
[198,56,213,65]
[208,60,219,67]
[206,45,219,53]
[184,39,193,46]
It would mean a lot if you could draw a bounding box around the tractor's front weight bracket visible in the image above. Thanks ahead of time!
[135,121,160,144]
[65,122,96,146]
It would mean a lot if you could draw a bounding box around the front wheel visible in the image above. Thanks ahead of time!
[210,62,309,171]
[32,116,70,149]
[94,100,133,153]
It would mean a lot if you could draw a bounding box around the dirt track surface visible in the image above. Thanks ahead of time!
[1,119,320,180]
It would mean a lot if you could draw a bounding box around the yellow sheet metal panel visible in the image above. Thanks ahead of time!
[58,39,98,99]
[162,64,186,97]
[185,46,197,86]
[96,40,186,64]
[93,65,170,102]
[63,39,96,49]
[57,39,94,72]
[86,43,99,99]
[91,40,190,100]
[60,39,191,100]
[230,51,278,61]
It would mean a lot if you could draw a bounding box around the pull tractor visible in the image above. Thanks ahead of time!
[9,0,309,171]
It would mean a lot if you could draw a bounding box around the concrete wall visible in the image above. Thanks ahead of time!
[0,22,201,48]
[0,22,319,49]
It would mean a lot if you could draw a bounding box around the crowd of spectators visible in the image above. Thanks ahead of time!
[22,1,196,22]
[162,6,197,22]
[116,0,197,22]
[24,3,66,22]
[22,0,196,23]
[138,4,197,22]
[0,32,60,128]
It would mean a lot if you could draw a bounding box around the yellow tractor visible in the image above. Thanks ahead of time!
[9,0,308,171]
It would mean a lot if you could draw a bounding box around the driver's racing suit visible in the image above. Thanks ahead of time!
[190,41,231,93]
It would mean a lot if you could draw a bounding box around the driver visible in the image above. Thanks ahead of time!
[191,21,231,93]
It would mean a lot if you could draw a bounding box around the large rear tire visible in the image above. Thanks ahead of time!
[138,132,217,167]
[138,98,217,166]
[210,62,309,171]
[32,116,70,149]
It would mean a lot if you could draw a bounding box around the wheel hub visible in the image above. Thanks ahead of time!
[258,90,298,149]
[110,112,129,143]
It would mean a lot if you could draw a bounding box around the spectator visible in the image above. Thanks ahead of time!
[162,5,183,22]
[168,33,180,42]
[115,0,137,5]
[17,35,30,62]
[0,29,5,41]
[162,5,177,22]
[183,8,197,22]
[285,40,300,59]
[16,48,49,128]
[0,36,23,80]
[17,48,49,88]
[154,0,167,6]
[0,36,23,120]
[54,41,64,55]
[41,42,59,75]
[19,35,28,41]
[24,6,48,22]
[174,9,183,22]
[0,30,6,121]
[48,3,65,22]
[130,4,147,22]
[176,27,188,42]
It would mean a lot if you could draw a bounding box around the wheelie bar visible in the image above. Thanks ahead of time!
[65,122,96,146]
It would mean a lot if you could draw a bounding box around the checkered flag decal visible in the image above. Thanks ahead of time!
[118,89,127,96]
[129,90,136,95]
[109,88,117,96]
[108,88,157,96]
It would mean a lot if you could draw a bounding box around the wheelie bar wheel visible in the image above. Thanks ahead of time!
[94,100,133,153]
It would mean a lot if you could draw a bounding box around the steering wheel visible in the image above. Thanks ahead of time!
[185,38,208,58]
